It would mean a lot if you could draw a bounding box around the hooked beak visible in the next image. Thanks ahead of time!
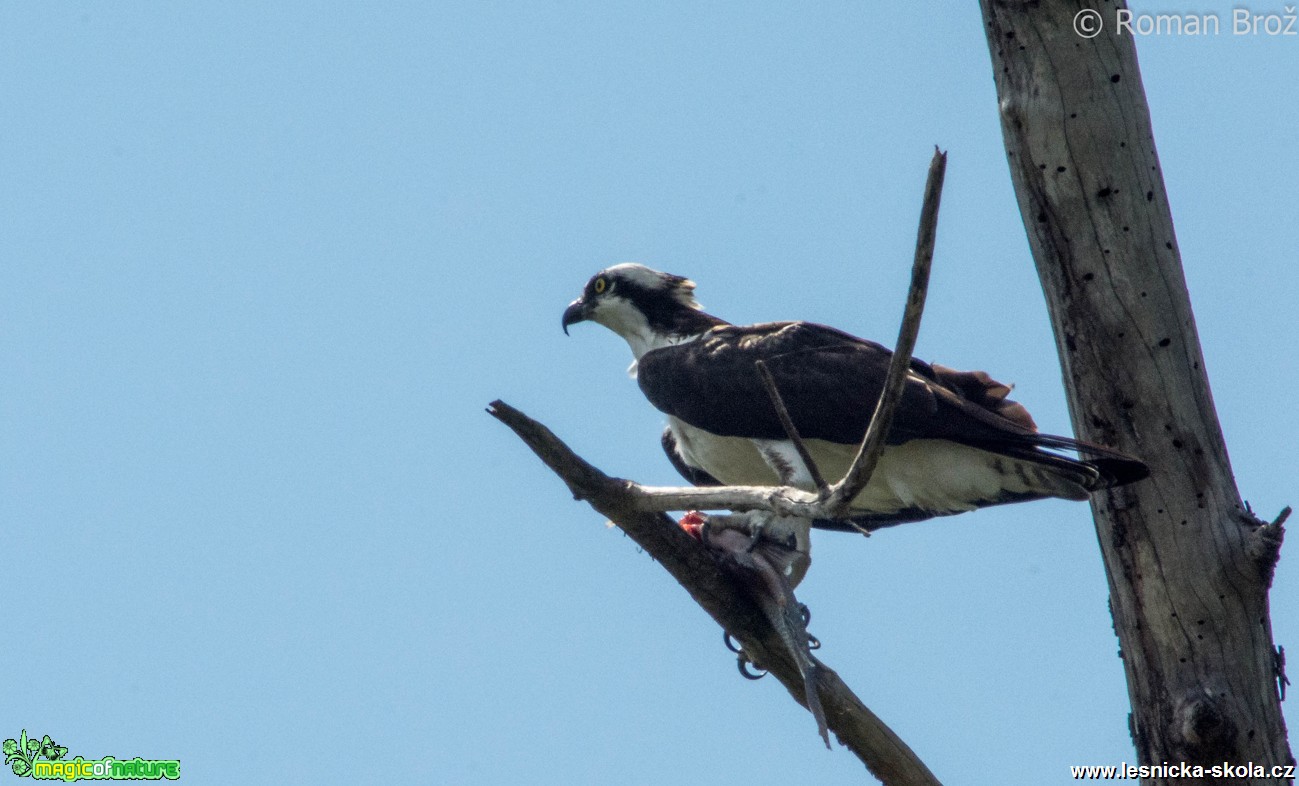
[561,298,589,335]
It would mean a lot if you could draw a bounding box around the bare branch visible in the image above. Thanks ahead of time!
[488,399,943,786]
[756,359,830,497]
[630,482,821,516]
[826,148,946,517]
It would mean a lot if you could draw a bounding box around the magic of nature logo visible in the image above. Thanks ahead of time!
[4,730,179,781]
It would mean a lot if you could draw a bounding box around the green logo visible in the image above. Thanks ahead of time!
[3,732,179,781]
[3,731,65,778]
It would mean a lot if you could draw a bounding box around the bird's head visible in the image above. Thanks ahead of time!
[562,264,723,358]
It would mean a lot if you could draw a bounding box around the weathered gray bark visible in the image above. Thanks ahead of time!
[979,1,1291,781]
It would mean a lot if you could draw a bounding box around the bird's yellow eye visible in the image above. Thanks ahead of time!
[593,277,607,294]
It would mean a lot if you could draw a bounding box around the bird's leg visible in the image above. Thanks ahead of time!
[678,510,829,748]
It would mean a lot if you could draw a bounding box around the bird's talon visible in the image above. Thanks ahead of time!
[738,655,767,680]
[798,603,811,626]
[724,632,767,679]
[807,634,821,650]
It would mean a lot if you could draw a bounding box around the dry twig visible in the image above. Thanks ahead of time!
[825,149,945,518]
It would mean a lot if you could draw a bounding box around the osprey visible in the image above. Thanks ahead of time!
[562,263,1148,532]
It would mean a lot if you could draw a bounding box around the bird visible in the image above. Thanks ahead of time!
[561,263,1148,533]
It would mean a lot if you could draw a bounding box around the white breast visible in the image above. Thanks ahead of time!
[666,419,1087,516]
[668,417,779,486]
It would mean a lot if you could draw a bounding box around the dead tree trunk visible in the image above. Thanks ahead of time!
[979,1,1291,780]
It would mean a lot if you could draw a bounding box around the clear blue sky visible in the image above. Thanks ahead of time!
[3,3,1295,784]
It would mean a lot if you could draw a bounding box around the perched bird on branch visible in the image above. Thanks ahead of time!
[562,263,1148,533]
